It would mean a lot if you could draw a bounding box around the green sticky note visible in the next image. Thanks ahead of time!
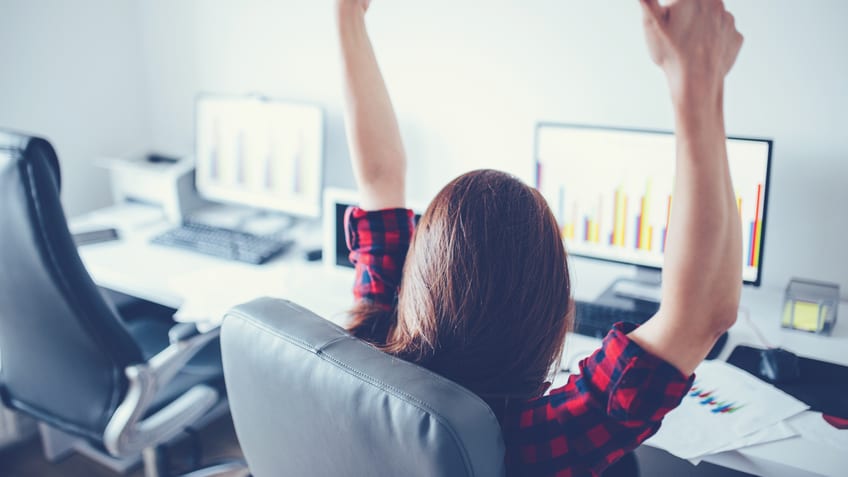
[782,300,826,332]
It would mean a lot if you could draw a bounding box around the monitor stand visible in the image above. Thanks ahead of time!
[595,268,729,359]
[595,267,662,316]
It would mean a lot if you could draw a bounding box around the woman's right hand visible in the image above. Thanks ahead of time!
[639,0,744,104]
[629,0,744,377]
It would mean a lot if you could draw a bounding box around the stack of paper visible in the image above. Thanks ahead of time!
[647,360,809,462]
[787,412,848,453]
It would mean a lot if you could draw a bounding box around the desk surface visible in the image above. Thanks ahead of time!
[73,204,847,477]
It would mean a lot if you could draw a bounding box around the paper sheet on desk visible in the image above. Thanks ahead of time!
[75,203,166,232]
[787,412,848,453]
[686,421,797,465]
[168,263,356,331]
[169,266,290,331]
[646,360,809,460]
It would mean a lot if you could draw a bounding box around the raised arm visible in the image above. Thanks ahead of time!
[337,0,406,210]
[628,0,745,376]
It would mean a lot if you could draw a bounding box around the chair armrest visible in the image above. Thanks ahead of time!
[103,324,220,458]
[168,322,201,344]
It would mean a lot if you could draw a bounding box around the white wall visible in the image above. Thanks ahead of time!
[29,0,838,298]
[0,0,150,216]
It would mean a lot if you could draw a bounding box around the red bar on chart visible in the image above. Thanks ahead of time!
[752,184,764,267]
[749,184,763,267]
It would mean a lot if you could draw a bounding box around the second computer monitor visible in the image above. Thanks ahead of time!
[535,123,772,285]
[195,95,324,218]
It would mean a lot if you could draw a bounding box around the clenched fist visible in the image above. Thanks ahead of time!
[640,0,744,104]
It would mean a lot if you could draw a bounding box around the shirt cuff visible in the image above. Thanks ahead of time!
[581,322,695,423]
[344,206,415,253]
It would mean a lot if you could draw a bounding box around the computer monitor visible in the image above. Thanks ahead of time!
[535,123,772,286]
[195,95,324,218]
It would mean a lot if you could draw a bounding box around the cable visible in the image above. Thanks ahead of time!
[740,306,773,349]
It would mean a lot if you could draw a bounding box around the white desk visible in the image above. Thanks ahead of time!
[559,260,848,477]
[72,203,355,327]
[72,204,848,477]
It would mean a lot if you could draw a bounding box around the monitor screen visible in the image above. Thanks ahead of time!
[195,95,324,217]
[535,124,772,285]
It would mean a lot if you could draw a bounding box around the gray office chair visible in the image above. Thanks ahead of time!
[221,297,506,477]
[0,130,244,477]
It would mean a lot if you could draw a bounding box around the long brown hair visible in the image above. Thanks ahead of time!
[348,169,572,402]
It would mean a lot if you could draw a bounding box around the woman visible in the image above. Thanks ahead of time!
[337,0,744,475]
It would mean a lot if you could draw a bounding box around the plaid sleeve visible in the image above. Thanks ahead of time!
[503,322,694,477]
[345,206,415,309]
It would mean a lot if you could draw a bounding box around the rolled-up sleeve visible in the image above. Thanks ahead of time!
[345,206,415,310]
[504,322,693,476]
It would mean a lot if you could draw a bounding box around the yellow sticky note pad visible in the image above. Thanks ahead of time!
[782,300,826,332]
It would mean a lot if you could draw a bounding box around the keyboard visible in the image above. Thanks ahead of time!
[573,299,729,359]
[151,223,291,265]
[573,300,656,339]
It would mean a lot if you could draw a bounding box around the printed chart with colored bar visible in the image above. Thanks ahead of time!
[646,360,808,460]
[536,126,770,282]
[688,383,745,414]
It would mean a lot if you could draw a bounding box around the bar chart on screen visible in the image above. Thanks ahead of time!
[196,96,324,217]
[536,126,770,282]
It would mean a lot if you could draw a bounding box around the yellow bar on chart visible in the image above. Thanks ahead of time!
[753,221,763,268]
[640,180,652,251]
[736,196,743,222]
[647,226,654,251]
[614,188,627,247]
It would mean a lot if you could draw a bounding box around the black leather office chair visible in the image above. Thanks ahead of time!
[0,130,244,477]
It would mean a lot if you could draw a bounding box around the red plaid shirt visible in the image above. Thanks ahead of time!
[345,206,693,477]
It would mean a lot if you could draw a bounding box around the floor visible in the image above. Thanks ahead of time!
[0,415,245,477]
[0,414,755,477]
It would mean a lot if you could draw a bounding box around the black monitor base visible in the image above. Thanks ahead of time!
[595,277,661,316]
[593,274,728,361]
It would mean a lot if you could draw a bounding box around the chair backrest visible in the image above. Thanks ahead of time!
[221,298,506,477]
[0,130,144,441]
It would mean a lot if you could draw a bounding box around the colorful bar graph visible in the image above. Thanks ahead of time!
[749,184,764,267]
[550,177,764,272]
[689,384,745,414]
